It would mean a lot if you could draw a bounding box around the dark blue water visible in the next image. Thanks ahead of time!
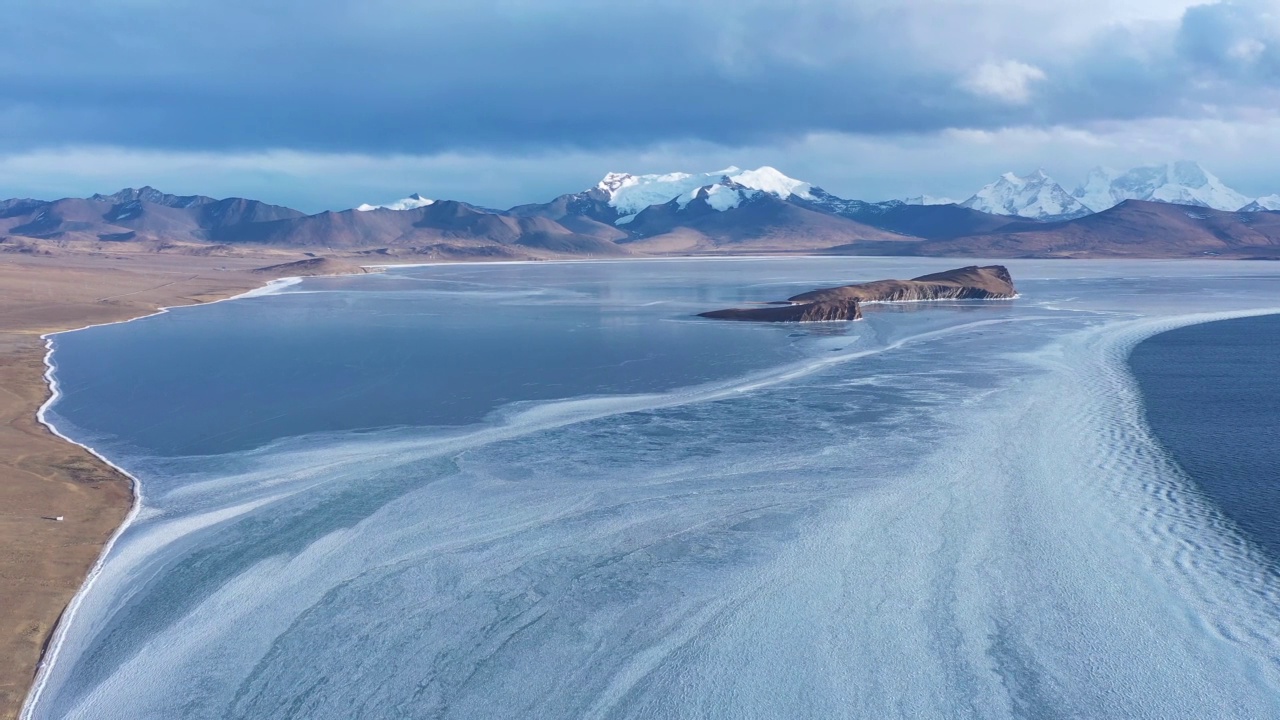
[47,262,815,457]
[1130,314,1280,560]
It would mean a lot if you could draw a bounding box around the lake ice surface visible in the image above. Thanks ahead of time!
[28,258,1280,719]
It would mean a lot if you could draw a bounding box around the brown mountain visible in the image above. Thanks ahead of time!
[1,188,303,244]
[507,188,630,242]
[5,180,1280,259]
[917,201,1280,258]
[200,197,306,226]
[846,202,1020,240]
[618,190,913,253]
[214,201,628,256]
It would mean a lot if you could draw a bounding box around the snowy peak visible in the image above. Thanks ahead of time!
[1071,167,1122,214]
[598,170,727,220]
[596,172,632,194]
[961,171,1092,220]
[1002,169,1048,184]
[596,166,815,224]
[729,166,813,200]
[1241,194,1280,212]
[356,193,435,212]
[1071,162,1251,212]
[1145,162,1250,210]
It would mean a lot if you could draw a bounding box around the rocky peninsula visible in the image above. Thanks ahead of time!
[699,265,1016,322]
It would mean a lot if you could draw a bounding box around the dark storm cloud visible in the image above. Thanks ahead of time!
[1,0,1276,154]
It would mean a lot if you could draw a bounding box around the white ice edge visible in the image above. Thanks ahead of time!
[22,337,147,720]
[19,271,319,719]
[120,314,1058,511]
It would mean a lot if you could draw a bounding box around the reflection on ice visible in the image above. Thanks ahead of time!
[26,258,1280,719]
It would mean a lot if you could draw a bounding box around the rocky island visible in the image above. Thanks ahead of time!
[698,265,1016,322]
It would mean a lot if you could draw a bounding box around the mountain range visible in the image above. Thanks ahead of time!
[2,163,1278,260]
[959,162,1264,220]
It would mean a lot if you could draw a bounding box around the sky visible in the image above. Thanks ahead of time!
[2,0,1278,211]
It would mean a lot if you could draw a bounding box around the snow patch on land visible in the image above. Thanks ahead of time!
[355,193,435,212]
[1240,194,1280,212]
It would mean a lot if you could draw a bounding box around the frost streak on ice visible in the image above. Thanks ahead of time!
[24,259,1280,719]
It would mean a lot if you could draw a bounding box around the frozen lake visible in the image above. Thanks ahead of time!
[29,257,1280,719]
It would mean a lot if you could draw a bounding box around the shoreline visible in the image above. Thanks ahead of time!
[0,251,331,720]
[20,275,317,718]
[25,340,146,718]
[3,252,624,718]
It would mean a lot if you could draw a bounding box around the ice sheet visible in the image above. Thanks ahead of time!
[26,258,1280,719]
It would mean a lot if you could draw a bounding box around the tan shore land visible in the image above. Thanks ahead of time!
[0,248,333,719]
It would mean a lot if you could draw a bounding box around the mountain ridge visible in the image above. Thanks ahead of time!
[1070,161,1251,212]
[960,169,1093,221]
[4,165,1278,259]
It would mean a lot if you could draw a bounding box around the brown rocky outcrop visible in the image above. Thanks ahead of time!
[698,265,1015,323]
[789,265,1015,303]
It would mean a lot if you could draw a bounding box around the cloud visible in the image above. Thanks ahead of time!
[1229,38,1268,62]
[1,0,1278,207]
[6,113,1279,212]
[0,0,1263,156]
[959,61,1048,104]
[1176,0,1280,81]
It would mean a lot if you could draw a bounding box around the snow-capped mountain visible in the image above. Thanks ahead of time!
[903,195,957,206]
[356,193,435,212]
[1071,162,1250,212]
[1072,167,1123,214]
[1240,194,1280,212]
[6,169,1280,258]
[599,166,814,224]
[961,170,1092,220]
